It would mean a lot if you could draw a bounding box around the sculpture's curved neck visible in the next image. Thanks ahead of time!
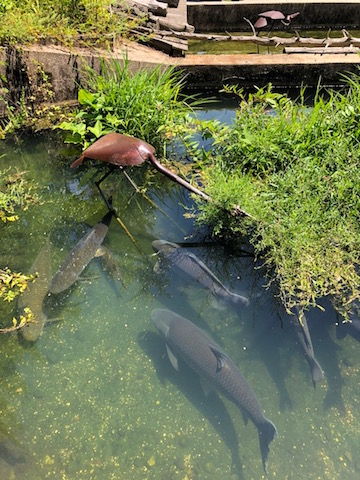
[147,152,213,203]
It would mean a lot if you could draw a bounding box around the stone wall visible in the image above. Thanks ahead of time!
[0,46,139,116]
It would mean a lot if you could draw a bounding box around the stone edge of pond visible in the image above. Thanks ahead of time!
[0,41,360,117]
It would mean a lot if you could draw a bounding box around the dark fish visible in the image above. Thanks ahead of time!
[50,210,113,294]
[18,237,51,341]
[152,240,249,307]
[290,307,324,388]
[152,308,277,472]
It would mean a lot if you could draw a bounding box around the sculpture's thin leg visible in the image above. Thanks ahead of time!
[95,166,143,253]
[95,166,117,211]
[121,169,141,192]
[96,166,140,210]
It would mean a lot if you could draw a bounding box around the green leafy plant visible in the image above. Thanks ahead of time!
[0,0,144,47]
[0,169,41,332]
[57,56,201,153]
[0,169,40,222]
[195,78,360,315]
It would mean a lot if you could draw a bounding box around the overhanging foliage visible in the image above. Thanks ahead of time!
[195,77,360,315]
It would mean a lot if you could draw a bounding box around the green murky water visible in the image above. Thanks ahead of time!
[0,121,360,480]
[189,30,360,55]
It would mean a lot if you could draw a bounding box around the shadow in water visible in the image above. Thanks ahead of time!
[321,333,346,414]
[0,386,28,475]
[243,294,293,411]
[0,433,26,467]
[306,303,346,414]
[138,330,245,480]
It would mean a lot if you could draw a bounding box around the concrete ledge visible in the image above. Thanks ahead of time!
[188,1,360,32]
[1,43,360,116]
[0,44,172,115]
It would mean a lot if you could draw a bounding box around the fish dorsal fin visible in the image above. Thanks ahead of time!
[200,377,213,397]
[185,252,218,278]
[94,245,107,257]
[166,343,179,371]
[209,345,229,372]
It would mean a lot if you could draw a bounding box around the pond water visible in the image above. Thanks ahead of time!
[0,106,360,480]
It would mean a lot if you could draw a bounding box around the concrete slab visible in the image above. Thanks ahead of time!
[121,41,360,89]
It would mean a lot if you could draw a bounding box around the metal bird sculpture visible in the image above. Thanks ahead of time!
[71,132,212,209]
[71,132,253,248]
[254,10,300,31]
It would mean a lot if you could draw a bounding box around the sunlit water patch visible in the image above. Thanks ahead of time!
[0,127,359,480]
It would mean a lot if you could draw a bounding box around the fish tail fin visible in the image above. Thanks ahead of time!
[258,419,278,473]
[311,358,325,388]
[230,293,250,307]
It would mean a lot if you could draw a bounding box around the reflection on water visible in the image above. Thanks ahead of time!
[0,127,359,480]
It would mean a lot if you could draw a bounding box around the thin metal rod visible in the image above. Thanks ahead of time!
[95,167,143,254]
[148,153,254,220]
[95,165,117,211]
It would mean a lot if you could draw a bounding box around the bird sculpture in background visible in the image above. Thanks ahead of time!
[254,10,300,32]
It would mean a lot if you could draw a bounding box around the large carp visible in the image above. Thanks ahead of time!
[50,210,113,294]
[152,308,277,472]
[19,238,51,342]
[152,240,249,308]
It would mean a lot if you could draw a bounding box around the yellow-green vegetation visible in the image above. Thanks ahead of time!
[0,0,142,47]
[0,266,36,333]
[0,168,40,222]
[0,268,35,303]
[0,169,39,331]
[194,77,360,315]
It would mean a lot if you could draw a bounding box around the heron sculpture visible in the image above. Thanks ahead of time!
[71,132,213,209]
[254,10,300,31]
[71,132,252,244]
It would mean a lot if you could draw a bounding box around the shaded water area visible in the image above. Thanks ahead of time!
[0,103,360,479]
